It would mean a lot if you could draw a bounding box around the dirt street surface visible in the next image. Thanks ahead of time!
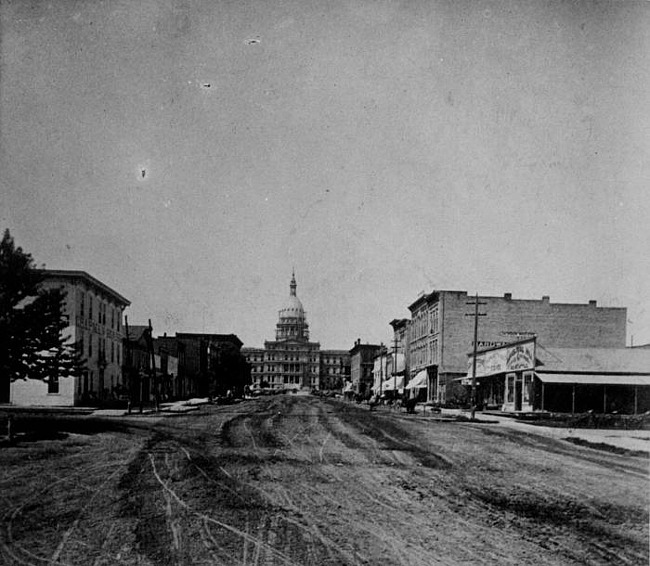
[1,396,648,565]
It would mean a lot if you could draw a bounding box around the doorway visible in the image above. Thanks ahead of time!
[514,376,523,411]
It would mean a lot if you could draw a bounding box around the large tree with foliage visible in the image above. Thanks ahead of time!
[0,229,84,396]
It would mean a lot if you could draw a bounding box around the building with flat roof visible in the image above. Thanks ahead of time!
[9,270,130,406]
[400,290,627,405]
[349,339,382,397]
[465,337,650,414]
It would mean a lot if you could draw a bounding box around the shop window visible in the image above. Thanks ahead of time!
[523,372,533,404]
[48,375,59,394]
[506,374,515,403]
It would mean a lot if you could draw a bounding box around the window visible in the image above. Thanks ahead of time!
[88,335,93,358]
[506,374,515,403]
[80,291,85,318]
[48,375,59,394]
[523,372,533,404]
[111,341,115,363]
[89,296,93,321]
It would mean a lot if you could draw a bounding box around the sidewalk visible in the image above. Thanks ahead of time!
[476,414,650,454]
[370,402,650,455]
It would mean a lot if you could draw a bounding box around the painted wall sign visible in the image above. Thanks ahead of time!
[467,339,535,378]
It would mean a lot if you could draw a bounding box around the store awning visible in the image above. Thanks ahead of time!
[394,353,405,373]
[536,373,650,386]
[382,375,404,391]
[405,370,428,390]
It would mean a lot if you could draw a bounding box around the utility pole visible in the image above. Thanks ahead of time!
[465,294,486,420]
[124,316,135,414]
[379,343,384,398]
[391,336,400,400]
[147,319,160,413]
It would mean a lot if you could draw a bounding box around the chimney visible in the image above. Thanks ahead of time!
[589,300,597,306]
[542,295,550,303]
[504,293,512,300]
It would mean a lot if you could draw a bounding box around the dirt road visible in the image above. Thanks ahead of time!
[1,395,647,565]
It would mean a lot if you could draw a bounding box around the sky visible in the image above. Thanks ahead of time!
[1,0,649,350]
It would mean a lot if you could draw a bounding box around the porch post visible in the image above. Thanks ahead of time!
[541,381,545,412]
[603,385,607,414]
[634,385,638,415]
[571,383,575,415]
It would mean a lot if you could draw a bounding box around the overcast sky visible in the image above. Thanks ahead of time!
[2,0,649,350]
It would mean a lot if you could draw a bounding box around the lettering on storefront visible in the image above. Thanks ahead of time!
[467,339,535,378]
[472,340,508,348]
[75,316,123,340]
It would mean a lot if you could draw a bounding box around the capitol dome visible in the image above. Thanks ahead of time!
[276,272,309,341]
[280,294,305,319]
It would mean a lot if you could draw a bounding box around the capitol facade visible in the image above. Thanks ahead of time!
[242,274,350,391]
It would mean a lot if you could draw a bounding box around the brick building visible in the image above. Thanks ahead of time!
[154,334,187,400]
[401,291,626,404]
[174,333,245,397]
[349,340,382,396]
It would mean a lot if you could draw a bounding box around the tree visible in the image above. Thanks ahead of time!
[0,229,84,397]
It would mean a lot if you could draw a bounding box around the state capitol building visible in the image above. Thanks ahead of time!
[242,274,350,391]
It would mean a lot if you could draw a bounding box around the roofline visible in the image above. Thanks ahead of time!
[389,318,409,329]
[40,269,130,306]
[467,336,536,357]
[407,289,627,312]
[176,332,243,347]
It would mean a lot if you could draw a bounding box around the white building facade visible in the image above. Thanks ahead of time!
[10,270,130,406]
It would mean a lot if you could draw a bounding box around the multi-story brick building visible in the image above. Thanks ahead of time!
[174,333,245,397]
[242,273,350,391]
[402,290,627,404]
[349,339,382,397]
[320,350,351,390]
[154,333,187,400]
[10,270,130,406]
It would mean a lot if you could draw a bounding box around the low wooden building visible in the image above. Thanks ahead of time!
[465,338,650,415]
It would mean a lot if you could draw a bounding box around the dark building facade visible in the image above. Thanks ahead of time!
[175,333,245,397]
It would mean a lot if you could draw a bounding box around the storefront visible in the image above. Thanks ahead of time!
[463,338,536,412]
[466,338,650,415]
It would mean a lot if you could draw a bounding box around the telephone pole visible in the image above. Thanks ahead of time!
[391,335,400,394]
[465,294,486,420]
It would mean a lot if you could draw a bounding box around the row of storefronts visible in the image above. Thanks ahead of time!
[6,270,248,407]
[363,290,647,414]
